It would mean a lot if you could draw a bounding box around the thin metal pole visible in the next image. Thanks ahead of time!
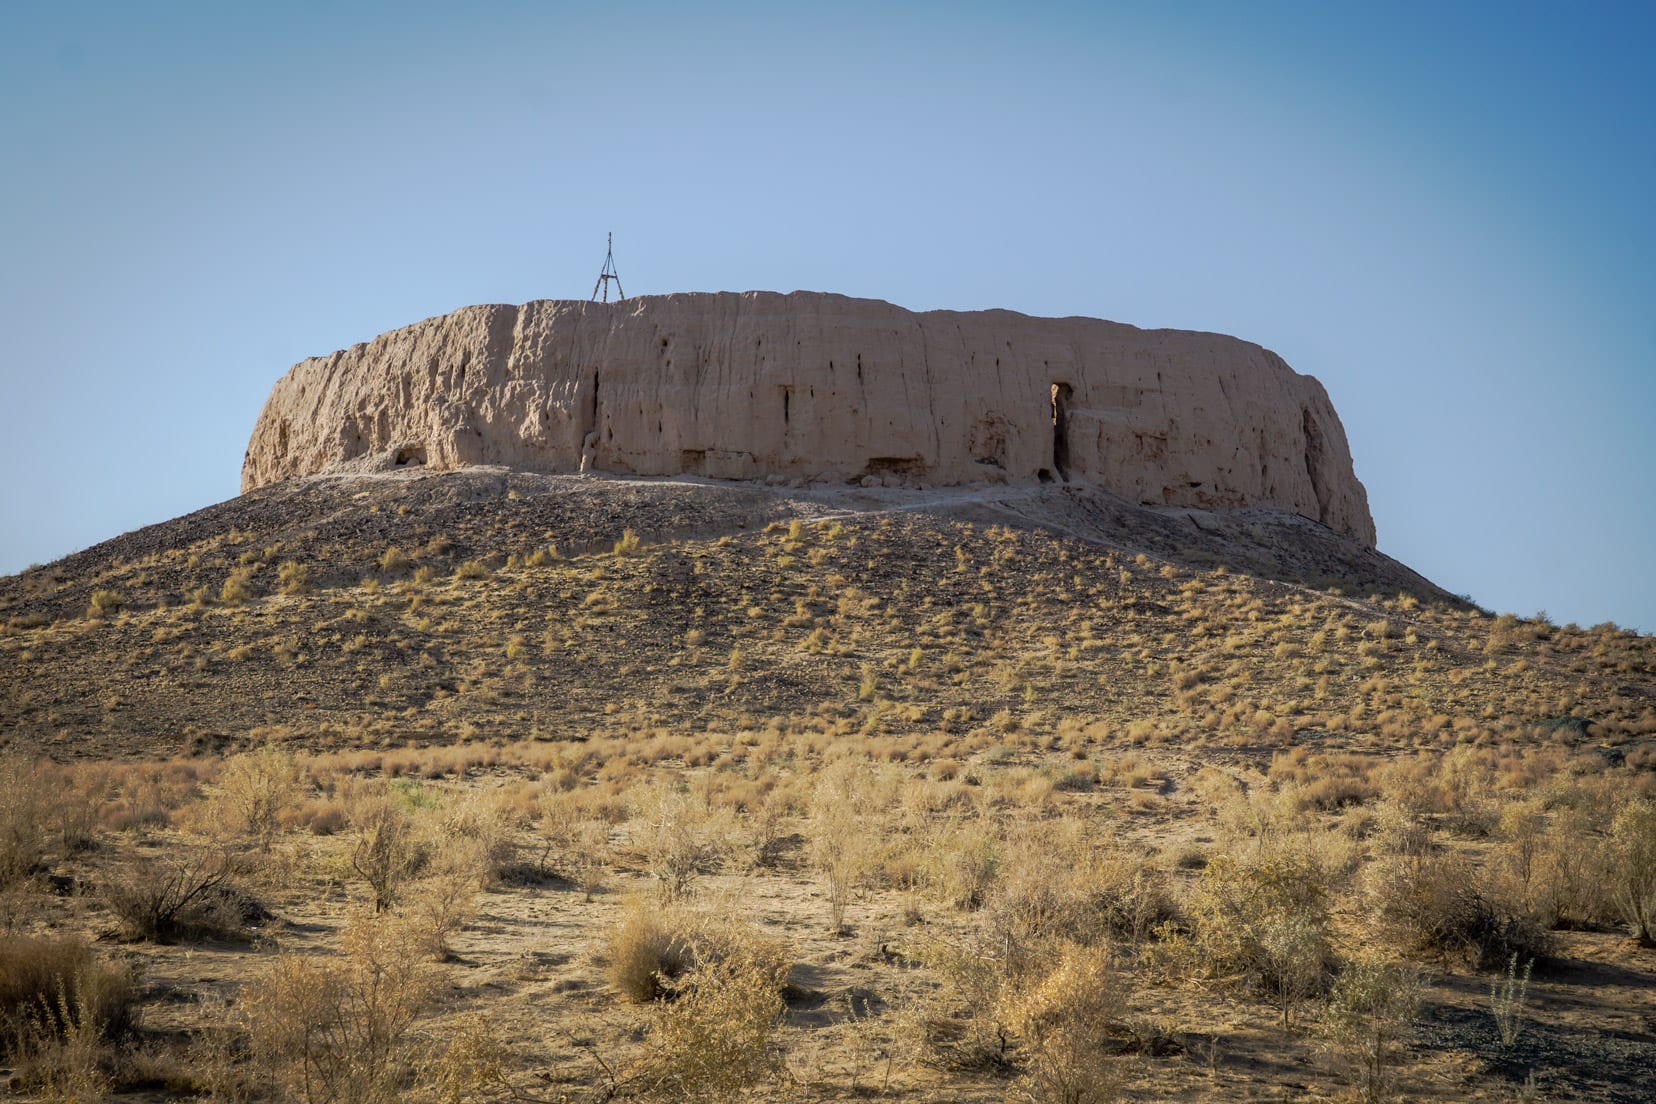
[591,232,625,302]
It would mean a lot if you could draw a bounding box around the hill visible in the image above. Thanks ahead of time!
[1,472,1653,1104]
[0,467,1560,761]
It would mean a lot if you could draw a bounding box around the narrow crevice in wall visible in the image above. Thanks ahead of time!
[1051,382,1073,482]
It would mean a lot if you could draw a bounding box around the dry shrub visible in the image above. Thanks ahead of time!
[989,817,1173,950]
[607,899,695,1003]
[1316,957,1420,1104]
[630,782,740,900]
[910,916,1141,1083]
[529,787,613,894]
[436,789,517,884]
[1368,801,1432,859]
[101,760,203,831]
[1189,765,1244,810]
[220,566,257,605]
[1530,815,1617,931]
[11,1001,111,1099]
[1213,779,1305,844]
[86,587,124,617]
[907,925,1028,1072]
[424,1011,624,1104]
[1269,748,1379,811]
[211,744,306,851]
[241,910,437,1104]
[605,897,786,1006]
[0,935,137,1054]
[102,850,260,942]
[1097,752,1163,789]
[1375,746,1496,830]
[1491,799,1550,910]
[0,935,137,1099]
[0,755,47,886]
[404,847,484,960]
[745,788,792,869]
[634,935,789,1103]
[810,767,887,932]
[47,764,107,854]
[349,789,429,912]
[1490,798,1617,930]
[277,560,311,594]
[1366,846,1547,968]
[378,546,412,575]
[421,1013,519,1104]
[297,797,350,837]
[1001,942,1131,1104]
[930,817,1002,911]
[1608,798,1656,943]
[1159,843,1332,1025]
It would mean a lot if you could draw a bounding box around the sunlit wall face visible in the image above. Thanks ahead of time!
[1,1,1650,630]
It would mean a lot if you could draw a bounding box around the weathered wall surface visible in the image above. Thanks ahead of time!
[242,291,1375,544]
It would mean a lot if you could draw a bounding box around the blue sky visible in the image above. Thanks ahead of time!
[2,1,1652,630]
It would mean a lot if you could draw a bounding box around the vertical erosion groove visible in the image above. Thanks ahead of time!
[1301,406,1329,523]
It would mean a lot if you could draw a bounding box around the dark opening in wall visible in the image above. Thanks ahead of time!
[1050,382,1073,482]
[394,445,426,467]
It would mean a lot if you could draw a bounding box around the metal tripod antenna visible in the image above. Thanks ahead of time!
[590,232,625,302]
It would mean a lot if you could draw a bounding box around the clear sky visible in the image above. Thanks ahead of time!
[2,1,1652,631]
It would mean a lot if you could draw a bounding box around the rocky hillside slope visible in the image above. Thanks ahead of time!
[242,293,1375,543]
[5,469,1650,764]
